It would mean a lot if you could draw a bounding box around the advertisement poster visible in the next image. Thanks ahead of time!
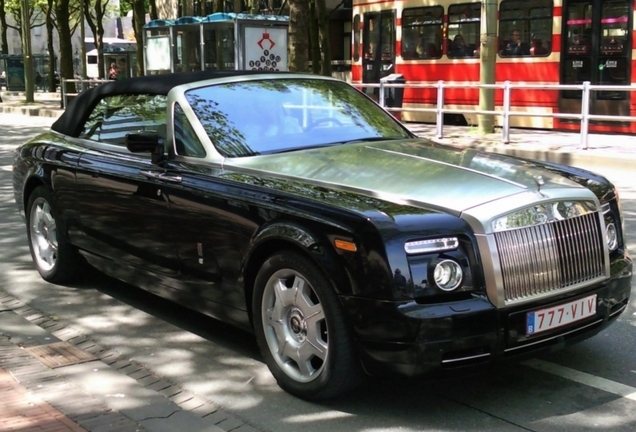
[244,27,288,71]
[145,36,171,71]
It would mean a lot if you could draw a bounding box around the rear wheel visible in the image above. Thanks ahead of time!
[26,186,86,283]
[253,250,364,400]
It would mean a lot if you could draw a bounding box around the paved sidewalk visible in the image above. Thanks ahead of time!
[0,290,259,432]
[0,366,88,431]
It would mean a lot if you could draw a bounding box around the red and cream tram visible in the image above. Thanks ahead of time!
[351,0,635,133]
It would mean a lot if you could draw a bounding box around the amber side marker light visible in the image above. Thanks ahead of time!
[334,239,357,252]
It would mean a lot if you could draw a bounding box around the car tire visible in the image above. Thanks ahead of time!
[26,186,86,283]
[253,250,364,400]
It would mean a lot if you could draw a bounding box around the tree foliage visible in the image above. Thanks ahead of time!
[3,0,48,32]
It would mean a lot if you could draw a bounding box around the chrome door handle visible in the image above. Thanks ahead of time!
[139,170,183,183]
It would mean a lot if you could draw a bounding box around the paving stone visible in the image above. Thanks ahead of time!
[158,385,183,398]
[228,424,260,432]
[117,363,144,375]
[169,391,195,405]
[215,417,245,431]
[191,404,219,418]
[177,395,207,411]
[137,375,161,387]
[129,369,152,380]
[145,380,172,393]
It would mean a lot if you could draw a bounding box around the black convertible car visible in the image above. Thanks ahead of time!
[13,71,632,400]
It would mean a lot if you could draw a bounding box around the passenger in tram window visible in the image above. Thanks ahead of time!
[449,34,474,58]
[504,29,530,56]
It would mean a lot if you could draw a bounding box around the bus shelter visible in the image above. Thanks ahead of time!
[143,13,289,75]
[1,53,56,91]
[102,46,138,80]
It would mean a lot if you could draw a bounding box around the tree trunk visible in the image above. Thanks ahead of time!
[149,0,158,20]
[20,0,34,102]
[56,0,76,93]
[46,0,56,91]
[84,0,107,79]
[287,0,309,72]
[0,0,9,54]
[132,0,146,76]
[248,0,258,14]
[309,2,320,74]
[478,0,497,134]
[315,0,331,76]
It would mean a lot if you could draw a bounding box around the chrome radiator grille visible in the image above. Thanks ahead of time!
[494,212,606,303]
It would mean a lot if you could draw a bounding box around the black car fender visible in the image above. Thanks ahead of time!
[242,220,360,319]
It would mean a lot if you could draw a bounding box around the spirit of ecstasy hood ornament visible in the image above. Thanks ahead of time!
[534,175,546,197]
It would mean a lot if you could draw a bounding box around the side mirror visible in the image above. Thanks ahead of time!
[126,133,165,165]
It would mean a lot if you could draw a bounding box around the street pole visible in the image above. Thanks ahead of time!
[478,0,497,134]
[20,0,34,102]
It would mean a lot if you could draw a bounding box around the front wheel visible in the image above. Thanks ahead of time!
[253,250,364,400]
[26,186,86,283]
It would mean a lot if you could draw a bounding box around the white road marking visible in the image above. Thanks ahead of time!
[523,359,636,402]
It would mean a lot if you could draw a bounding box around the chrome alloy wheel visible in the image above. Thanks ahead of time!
[29,197,58,272]
[261,269,328,383]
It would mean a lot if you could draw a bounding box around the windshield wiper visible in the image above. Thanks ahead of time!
[335,136,406,145]
[267,136,406,155]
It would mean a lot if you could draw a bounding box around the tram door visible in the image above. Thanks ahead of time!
[362,11,396,98]
[560,0,633,117]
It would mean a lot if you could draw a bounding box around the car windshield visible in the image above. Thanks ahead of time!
[184,78,412,157]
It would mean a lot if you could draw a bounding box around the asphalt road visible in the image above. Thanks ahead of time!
[1,114,635,432]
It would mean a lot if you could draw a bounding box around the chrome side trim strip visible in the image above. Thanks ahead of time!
[441,352,492,364]
[609,303,628,317]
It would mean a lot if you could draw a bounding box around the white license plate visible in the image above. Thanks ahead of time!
[526,294,597,336]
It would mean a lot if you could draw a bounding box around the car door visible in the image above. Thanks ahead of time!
[158,102,258,312]
[71,94,180,277]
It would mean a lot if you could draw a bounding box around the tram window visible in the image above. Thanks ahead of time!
[447,3,480,58]
[499,0,553,57]
[599,0,629,56]
[363,17,379,61]
[598,0,630,100]
[353,15,361,62]
[379,14,395,61]
[401,6,443,60]
[564,2,592,57]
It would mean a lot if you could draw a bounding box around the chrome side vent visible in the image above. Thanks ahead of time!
[495,212,606,304]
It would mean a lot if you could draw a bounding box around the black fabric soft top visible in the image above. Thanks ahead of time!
[51,70,292,137]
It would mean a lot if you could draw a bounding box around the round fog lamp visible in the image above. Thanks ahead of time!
[433,259,463,291]
[606,222,618,251]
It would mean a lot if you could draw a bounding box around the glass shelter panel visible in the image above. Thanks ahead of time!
[174,26,202,72]
[203,25,235,70]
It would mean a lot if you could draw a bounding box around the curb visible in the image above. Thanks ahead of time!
[0,288,263,432]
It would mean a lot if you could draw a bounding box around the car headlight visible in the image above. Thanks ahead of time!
[431,259,463,291]
[602,202,620,252]
[605,222,618,251]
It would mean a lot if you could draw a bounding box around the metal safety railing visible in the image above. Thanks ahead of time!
[61,79,111,109]
[370,80,636,149]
